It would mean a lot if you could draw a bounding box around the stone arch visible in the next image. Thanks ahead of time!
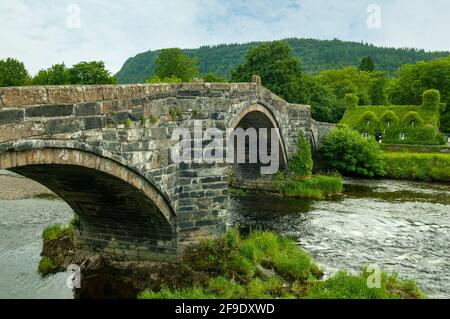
[227,104,288,190]
[0,142,177,260]
[228,104,289,166]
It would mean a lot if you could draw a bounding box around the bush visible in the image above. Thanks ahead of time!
[320,127,385,177]
[289,131,313,178]
[381,152,450,182]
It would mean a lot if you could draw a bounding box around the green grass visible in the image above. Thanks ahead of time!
[138,229,424,299]
[276,174,343,199]
[38,257,57,276]
[307,269,425,299]
[42,220,77,242]
[381,152,450,182]
[228,187,247,197]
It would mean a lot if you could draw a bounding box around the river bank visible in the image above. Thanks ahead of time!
[0,170,55,200]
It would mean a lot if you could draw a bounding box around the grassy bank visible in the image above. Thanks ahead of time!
[275,174,343,199]
[38,219,78,276]
[139,230,425,299]
[381,152,450,182]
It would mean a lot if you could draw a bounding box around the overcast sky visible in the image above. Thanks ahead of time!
[1,0,449,74]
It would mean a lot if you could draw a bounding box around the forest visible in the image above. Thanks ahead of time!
[115,38,449,83]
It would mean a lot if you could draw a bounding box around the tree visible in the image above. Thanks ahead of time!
[203,73,227,83]
[387,56,450,132]
[32,63,70,85]
[320,127,385,177]
[0,58,30,87]
[146,75,182,83]
[368,71,388,105]
[153,48,198,82]
[231,41,308,104]
[318,67,372,105]
[304,76,345,123]
[359,56,375,72]
[68,61,117,85]
[290,131,313,178]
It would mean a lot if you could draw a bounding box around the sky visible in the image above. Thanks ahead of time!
[1,0,449,75]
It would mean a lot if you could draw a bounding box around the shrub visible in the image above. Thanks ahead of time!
[381,152,450,182]
[289,131,313,178]
[320,127,385,177]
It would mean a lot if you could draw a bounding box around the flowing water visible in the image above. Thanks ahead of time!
[0,176,449,299]
[229,178,450,299]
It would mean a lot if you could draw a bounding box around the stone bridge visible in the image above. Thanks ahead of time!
[0,79,334,262]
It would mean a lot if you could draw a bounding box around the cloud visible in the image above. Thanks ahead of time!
[0,0,449,75]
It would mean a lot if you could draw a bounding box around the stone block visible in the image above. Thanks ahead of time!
[47,86,84,104]
[45,118,83,135]
[75,102,102,116]
[25,104,74,118]
[84,116,106,130]
[0,87,47,107]
[0,109,24,125]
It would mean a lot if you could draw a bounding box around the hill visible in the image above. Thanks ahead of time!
[115,38,450,84]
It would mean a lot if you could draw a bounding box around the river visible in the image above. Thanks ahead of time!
[0,176,449,299]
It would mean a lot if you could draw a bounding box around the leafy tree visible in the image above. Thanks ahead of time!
[32,63,70,85]
[359,56,375,72]
[0,58,30,86]
[304,76,345,123]
[231,41,308,104]
[387,56,450,132]
[203,73,227,83]
[153,48,199,82]
[318,67,372,105]
[68,61,117,85]
[368,71,388,105]
[146,75,182,83]
[289,131,313,178]
[320,127,385,177]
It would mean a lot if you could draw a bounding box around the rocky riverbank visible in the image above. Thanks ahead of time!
[0,170,56,200]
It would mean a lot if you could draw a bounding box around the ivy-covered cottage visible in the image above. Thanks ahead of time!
[339,90,445,145]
